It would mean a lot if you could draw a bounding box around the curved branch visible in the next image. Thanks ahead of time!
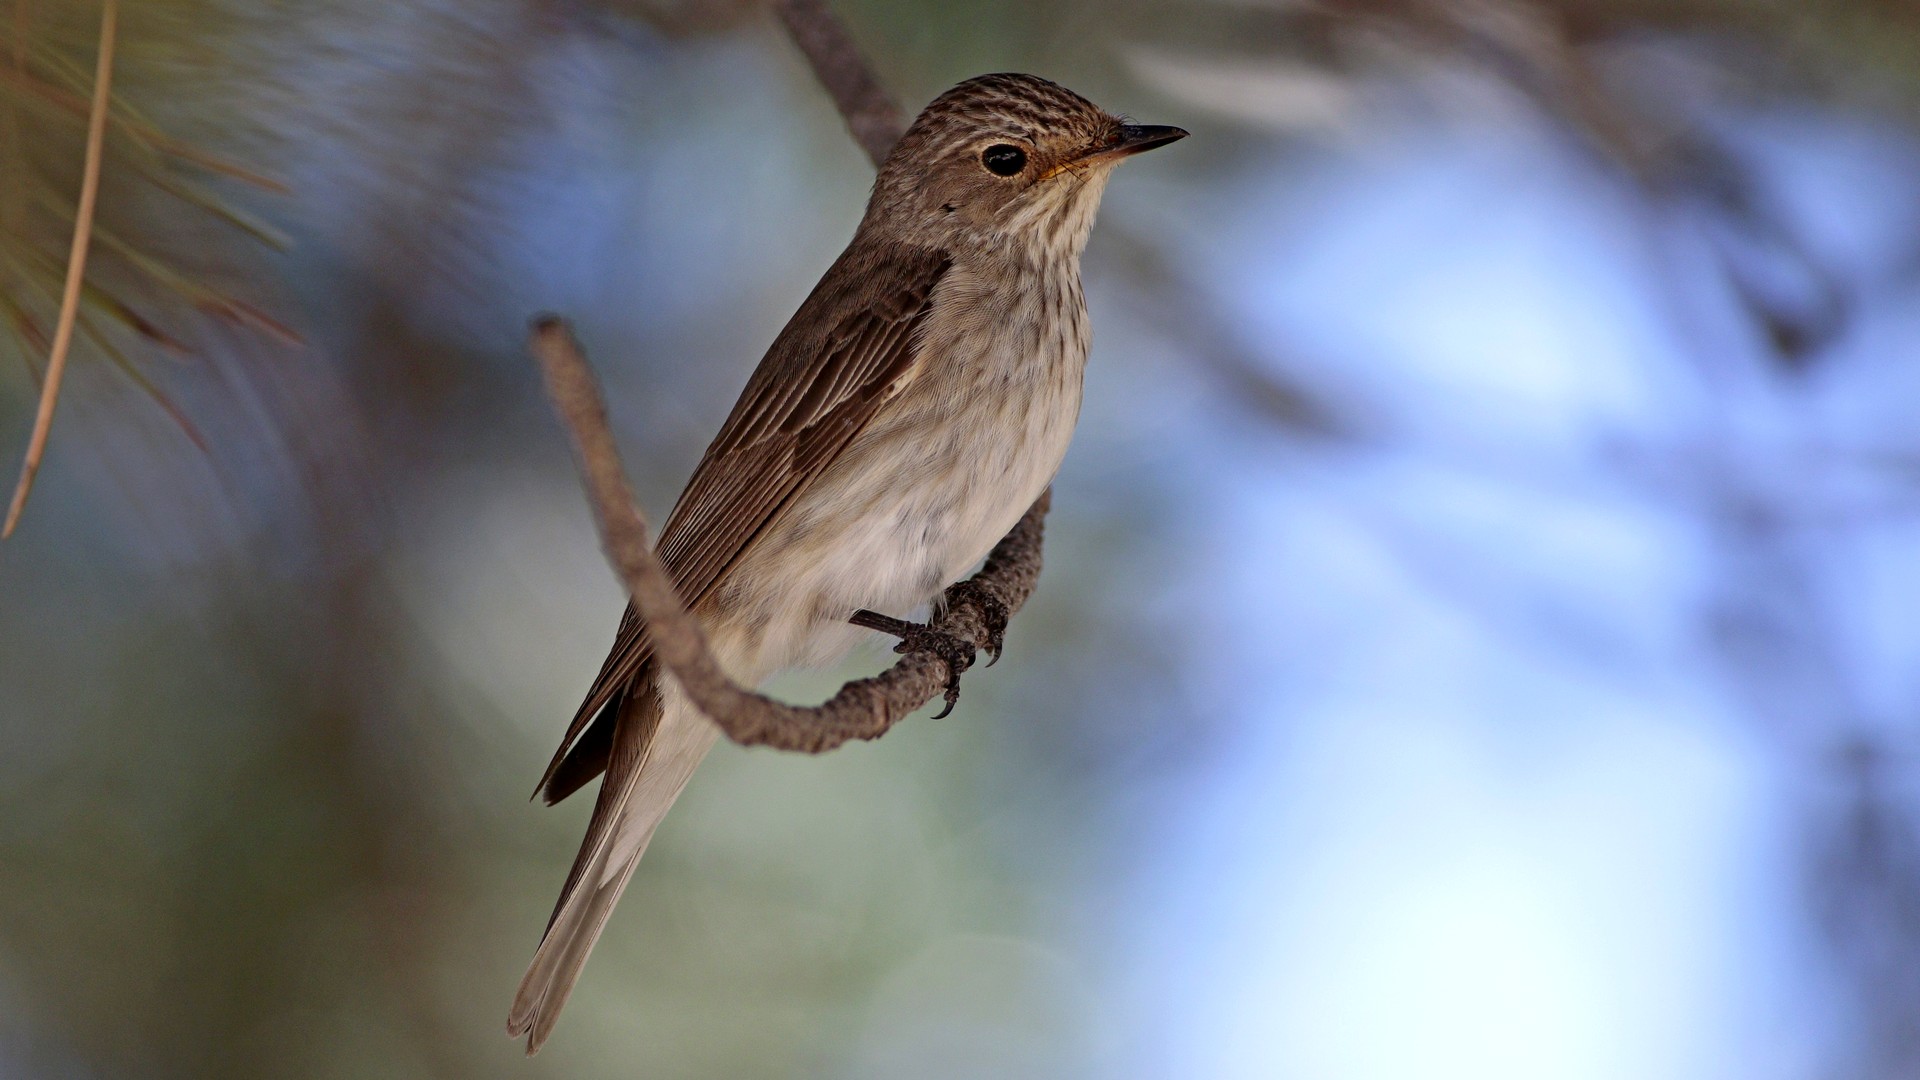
[532,318,1048,752]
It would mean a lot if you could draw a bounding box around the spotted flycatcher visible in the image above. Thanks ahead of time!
[509,72,1185,1051]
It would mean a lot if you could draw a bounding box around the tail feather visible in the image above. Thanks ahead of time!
[508,831,646,1051]
[508,677,719,1054]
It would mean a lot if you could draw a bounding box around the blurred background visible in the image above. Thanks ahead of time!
[4,0,1920,1077]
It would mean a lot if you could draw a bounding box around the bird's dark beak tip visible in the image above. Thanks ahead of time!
[1116,124,1189,155]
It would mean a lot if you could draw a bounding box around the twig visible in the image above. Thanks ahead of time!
[531,318,1047,752]
[4,0,115,538]
[771,0,904,168]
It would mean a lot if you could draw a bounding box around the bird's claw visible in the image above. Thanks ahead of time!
[849,608,979,718]
[942,580,1009,665]
[904,625,976,719]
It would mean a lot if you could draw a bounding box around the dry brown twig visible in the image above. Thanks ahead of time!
[4,0,116,538]
[526,0,1053,750]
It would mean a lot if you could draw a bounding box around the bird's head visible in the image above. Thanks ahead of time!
[867,73,1186,259]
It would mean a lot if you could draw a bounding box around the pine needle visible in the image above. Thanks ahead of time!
[0,62,287,193]
[2,0,28,238]
[4,0,114,538]
[2,292,49,378]
[76,307,208,453]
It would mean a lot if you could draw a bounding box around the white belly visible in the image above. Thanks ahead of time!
[705,262,1089,680]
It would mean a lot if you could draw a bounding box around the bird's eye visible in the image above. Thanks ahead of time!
[981,144,1027,176]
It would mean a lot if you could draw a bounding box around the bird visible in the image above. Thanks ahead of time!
[508,72,1185,1052]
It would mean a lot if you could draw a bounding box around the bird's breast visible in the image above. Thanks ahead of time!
[717,262,1091,674]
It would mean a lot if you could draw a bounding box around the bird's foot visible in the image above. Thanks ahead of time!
[849,609,978,718]
[942,580,1009,666]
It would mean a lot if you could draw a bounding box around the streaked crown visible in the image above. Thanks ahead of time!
[888,74,1116,171]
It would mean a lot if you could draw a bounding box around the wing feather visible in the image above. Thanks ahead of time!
[533,242,951,801]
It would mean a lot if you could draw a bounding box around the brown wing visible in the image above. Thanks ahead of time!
[534,241,951,802]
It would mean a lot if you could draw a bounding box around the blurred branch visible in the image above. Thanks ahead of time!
[1815,737,1920,1077]
[531,317,1046,752]
[1153,0,1862,375]
[4,0,113,538]
[771,0,903,167]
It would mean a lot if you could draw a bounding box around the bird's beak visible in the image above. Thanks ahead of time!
[1038,124,1189,181]
[1080,124,1189,163]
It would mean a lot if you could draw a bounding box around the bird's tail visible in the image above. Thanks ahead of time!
[507,676,719,1053]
